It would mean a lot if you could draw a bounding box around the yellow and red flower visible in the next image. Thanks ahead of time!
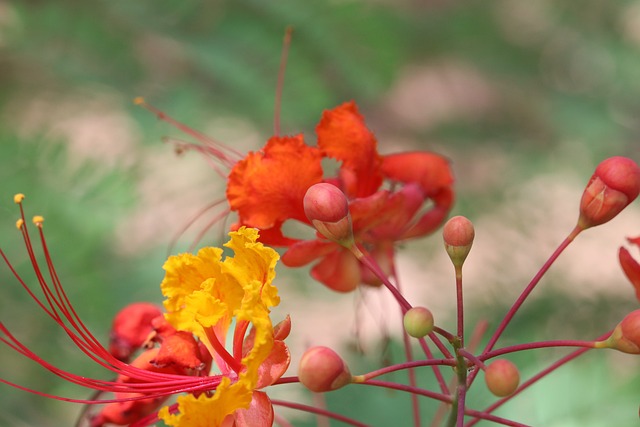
[1,196,290,427]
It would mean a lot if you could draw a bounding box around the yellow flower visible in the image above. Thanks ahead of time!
[158,227,282,426]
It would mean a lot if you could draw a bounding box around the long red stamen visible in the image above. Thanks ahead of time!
[274,26,293,137]
[233,319,250,360]
[166,198,230,255]
[205,327,243,373]
[134,97,243,168]
[1,198,227,405]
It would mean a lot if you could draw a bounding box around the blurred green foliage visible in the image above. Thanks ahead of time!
[1,0,639,426]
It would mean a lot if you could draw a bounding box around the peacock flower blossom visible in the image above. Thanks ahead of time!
[158,226,290,426]
[227,102,455,292]
[137,99,454,291]
[0,195,290,427]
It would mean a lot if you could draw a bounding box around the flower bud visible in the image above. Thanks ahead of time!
[304,183,354,246]
[298,346,352,392]
[578,157,640,229]
[598,309,640,354]
[403,307,435,338]
[443,216,475,268]
[484,359,520,397]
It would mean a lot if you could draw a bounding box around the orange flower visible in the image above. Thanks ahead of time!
[138,99,454,291]
[227,102,454,291]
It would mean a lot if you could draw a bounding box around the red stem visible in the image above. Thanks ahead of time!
[469,225,581,386]
[479,339,597,361]
[464,331,610,427]
[357,381,529,426]
[358,358,456,381]
[271,399,370,427]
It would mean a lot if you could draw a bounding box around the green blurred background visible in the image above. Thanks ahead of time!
[1,1,639,426]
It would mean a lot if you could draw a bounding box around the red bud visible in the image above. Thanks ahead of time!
[443,216,475,268]
[304,183,354,246]
[298,346,352,392]
[578,157,640,229]
[599,309,640,354]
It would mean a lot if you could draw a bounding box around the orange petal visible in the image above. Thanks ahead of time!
[227,135,323,229]
[316,101,383,198]
[619,246,640,303]
[230,220,300,247]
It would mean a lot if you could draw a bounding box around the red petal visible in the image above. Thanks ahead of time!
[227,135,323,229]
[233,391,274,427]
[255,340,291,388]
[627,236,640,247]
[108,302,163,362]
[400,187,454,239]
[273,315,292,341]
[367,184,424,241]
[311,250,361,292]
[281,239,337,267]
[317,101,383,198]
[619,247,640,303]
[382,152,454,196]
[349,190,390,233]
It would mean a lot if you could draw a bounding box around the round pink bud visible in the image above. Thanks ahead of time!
[298,346,352,393]
[484,359,520,397]
[443,216,475,268]
[603,309,640,354]
[403,307,435,338]
[304,183,354,245]
[578,157,640,229]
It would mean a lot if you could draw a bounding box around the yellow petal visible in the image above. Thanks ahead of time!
[159,378,253,427]
[158,227,282,425]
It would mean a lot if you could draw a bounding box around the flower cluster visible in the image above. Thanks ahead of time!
[2,97,640,427]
